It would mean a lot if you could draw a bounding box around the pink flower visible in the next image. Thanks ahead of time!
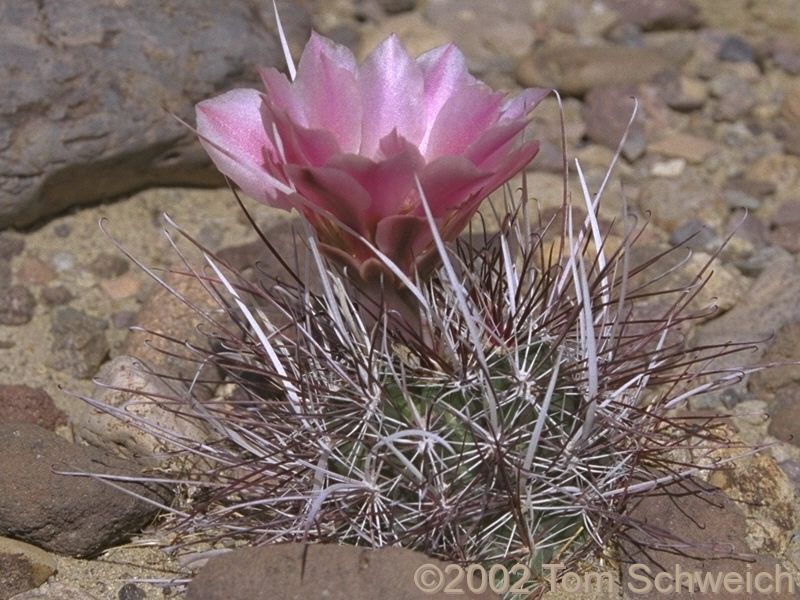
[197,32,549,279]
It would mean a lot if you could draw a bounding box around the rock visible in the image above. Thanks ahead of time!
[120,268,234,403]
[769,199,800,253]
[0,286,36,326]
[691,253,800,370]
[723,189,759,210]
[6,582,100,600]
[0,385,67,431]
[647,132,718,164]
[15,259,56,287]
[515,45,683,97]
[46,307,109,379]
[375,0,416,14]
[603,0,703,31]
[746,152,800,195]
[423,0,533,75]
[668,218,717,250]
[650,157,686,177]
[653,70,708,111]
[0,423,172,558]
[748,321,800,395]
[621,478,796,600]
[79,355,209,465]
[87,253,129,279]
[0,232,25,260]
[582,86,646,160]
[635,179,728,232]
[710,74,756,121]
[187,544,499,600]
[717,35,756,62]
[708,453,797,555]
[40,285,73,307]
[0,536,56,600]
[99,275,142,302]
[768,387,800,447]
[358,13,450,63]
[0,0,311,229]
[116,583,146,600]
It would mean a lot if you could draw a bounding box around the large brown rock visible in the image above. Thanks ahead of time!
[0,423,172,558]
[0,0,310,228]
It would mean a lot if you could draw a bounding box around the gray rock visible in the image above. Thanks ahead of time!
[691,253,800,370]
[603,0,703,31]
[46,307,109,379]
[516,44,686,97]
[79,355,209,466]
[0,232,24,260]
[582,85,646,160]
[187,544,499,600]
[0,0,310,229]
[0,286,36,326]
[717,35,756,63]
[768,387,800,447]
[375,0,417,14]
[0,423,172,558]
[0,536,56,600]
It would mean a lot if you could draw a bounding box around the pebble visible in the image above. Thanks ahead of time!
[582,85,647,160]
[46,307,109,379]
[0,384,67,430]
[653,70,708,111]
[117,583,147,600]
[602,0,703,31]
[40,285,74,307]
[647,132,718,163]
[0,423,172,557]
[650,158,686,177]
[0,285,37,326]
[0,536,57,600]
[53,223,72,238]
[16,257,56,286]
[51,251,76,272]
[668,218,716,249]
[723,188,760,210]
[375,0,417,14]
[0,232,25,260]
[99,274,142,301]
[717,34,756,63]
[768,388,800,447]
[88,253,130,279]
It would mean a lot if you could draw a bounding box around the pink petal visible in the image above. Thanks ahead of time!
[294,32,363,153]
[417,43,476,129]
[500,87,551,121]
[358,34,425,158]
[463,120,529,170]
[415,155,494,217]
[423,84,504,160]
[326,147,424,222]
[441,142,540,239]
[258,67,307,126]
[285,165,371,238]
[196,89,293,208]
[267,106,342,166]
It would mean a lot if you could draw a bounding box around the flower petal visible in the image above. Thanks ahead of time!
[500,87,551,121]
[258,66,307,126]
[417,43,476,134]
[326,145,424,223]
[423,84,504,160]
[293,32,363,153]
[196,89,293,208]
[358,34,425,158]
[415,155,494,217]
[284,165,371,239]
[267,105,342,166]
[463,120,529,170]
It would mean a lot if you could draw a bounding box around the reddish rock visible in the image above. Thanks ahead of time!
[0,385,67,430]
